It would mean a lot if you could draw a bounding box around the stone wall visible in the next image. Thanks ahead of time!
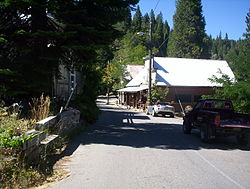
[22,108,82,165]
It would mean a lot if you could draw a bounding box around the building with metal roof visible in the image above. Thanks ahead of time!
[118,57,235,111]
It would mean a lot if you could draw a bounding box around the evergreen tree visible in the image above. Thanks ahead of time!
[0,0,61,97]
[163,20,170,56]
[208,10,250,114]
[226,39,250,82]
[155,12,164,56]
[211,32,236,60]
[150,9,156,33]
[167,0,207,58]
[131,5,142,33]
[0,0,139,98]
[115,8,133,33]
[202,34,212,59]
[217,32,224,59]
[243,9,250,39]
[141,13,150,33]
[124,9,132,32]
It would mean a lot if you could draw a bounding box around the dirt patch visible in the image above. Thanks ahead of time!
[31,155,72,189]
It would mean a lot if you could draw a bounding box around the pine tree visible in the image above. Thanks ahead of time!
[141,13,150,33]
[167,0,207,58]
[0,0,139,98]
[226,10,250,82]
[131,5,142,33]
[163,20,170,56]
[155,13,164,55]
[243,9,250,39]
[124,9,132,32]
[211,32,237,60]
[0,0,61,97]
[150,9,156,33]
[210,11,250,114]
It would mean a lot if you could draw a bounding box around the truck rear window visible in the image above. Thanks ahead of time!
[203,101,232,110]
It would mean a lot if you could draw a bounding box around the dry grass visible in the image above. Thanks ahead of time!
[29,94,51,122]
[0,94,53,188]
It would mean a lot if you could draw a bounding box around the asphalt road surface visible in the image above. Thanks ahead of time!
[50,97,250,189]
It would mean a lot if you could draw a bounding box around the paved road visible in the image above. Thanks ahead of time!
[50,98,250,189]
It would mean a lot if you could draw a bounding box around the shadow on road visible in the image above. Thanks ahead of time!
[58,104,250,159]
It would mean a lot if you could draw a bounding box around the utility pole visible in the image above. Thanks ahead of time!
[148,16,153,106]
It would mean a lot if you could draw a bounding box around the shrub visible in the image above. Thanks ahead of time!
[72,95,100,124]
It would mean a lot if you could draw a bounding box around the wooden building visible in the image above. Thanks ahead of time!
[53,65,83,101]
[118,57,235,112]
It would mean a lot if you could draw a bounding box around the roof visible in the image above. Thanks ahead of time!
[117,85,148,93]
[126,57,235,87]
[125,65,144,80]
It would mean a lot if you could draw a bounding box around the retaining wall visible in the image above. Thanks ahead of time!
[22,109,83,165]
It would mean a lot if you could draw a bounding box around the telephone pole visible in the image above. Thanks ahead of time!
[148,16,153,106]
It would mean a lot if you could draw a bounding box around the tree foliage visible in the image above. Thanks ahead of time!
[151,85,169,103]
[131,5,142,33]
[243,9,250,39]
[226,39,250,82]
[204,10,250,114]
[205,73,250,114]
[167,0,207,58]
[110,7,170,67]
[103,7,170,95]
[0,0,61,97]
[0,0,139,99]
[210,32,236,60]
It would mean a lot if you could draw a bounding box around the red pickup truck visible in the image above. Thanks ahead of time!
[183,99,250,145]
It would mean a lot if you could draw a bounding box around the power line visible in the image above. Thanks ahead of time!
[158,36,169,49]
[154,0,161,12]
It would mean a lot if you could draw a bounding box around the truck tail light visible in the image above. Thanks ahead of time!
[157,105,161,107]
[214,114,221,126]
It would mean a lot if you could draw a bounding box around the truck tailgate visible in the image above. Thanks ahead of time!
[220,124,250,129]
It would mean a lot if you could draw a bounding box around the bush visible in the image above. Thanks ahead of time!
[72,95,100,124]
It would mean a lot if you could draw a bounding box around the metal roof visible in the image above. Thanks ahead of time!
[126,57,235,87]
[125,65,144,80]
[117,85,148,93]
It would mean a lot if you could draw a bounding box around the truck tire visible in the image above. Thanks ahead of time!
[183,120,191,134]
[237,135,248,145]
[200,123,211,143]
[170,113,174,118]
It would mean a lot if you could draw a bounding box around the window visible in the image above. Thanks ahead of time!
[202,100,233,110]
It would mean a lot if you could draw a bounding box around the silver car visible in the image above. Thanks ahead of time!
[146,102,175,117]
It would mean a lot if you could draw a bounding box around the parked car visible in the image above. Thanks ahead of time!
[183,99,250,145]
[146,102,175,117]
